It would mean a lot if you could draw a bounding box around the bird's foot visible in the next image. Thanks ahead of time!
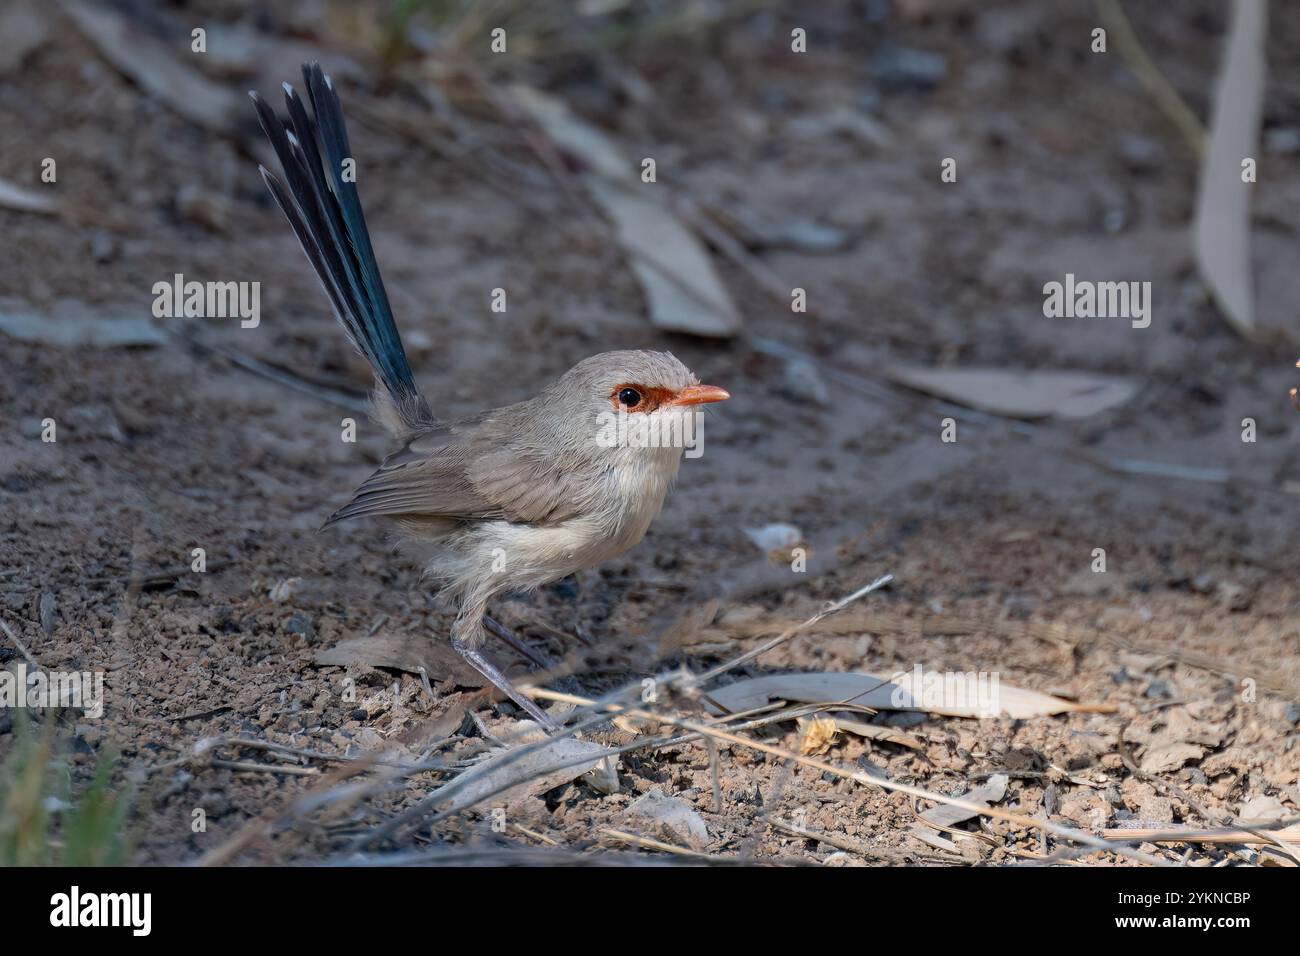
[451,636,560,735]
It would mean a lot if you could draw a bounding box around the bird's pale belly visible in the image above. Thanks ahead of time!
[479,452,677,589]
[490,511,655,589]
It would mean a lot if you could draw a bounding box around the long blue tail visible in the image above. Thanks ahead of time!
[251,63,432,437]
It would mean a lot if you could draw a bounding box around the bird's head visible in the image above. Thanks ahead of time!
[534,350,729,462]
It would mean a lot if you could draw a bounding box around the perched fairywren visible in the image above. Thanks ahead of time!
[251,64,729,727]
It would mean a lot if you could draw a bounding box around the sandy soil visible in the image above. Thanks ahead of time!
[1,0,1299,865]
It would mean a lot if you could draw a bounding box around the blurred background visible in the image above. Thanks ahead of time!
[1,0,1299,865]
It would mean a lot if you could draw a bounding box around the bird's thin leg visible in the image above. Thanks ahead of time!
[451,636,559,734]
[483,614,553,669]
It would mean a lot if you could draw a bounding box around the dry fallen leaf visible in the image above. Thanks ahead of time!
[436,723,619,813]
[628,788,709,849]
[1193,0,1267,336]
[705,671,1106,719]
[832,714,926,751]
[919,774,1009,829]
[887,366,1139,420]
[59,0,243,135]
[0,309,165,348]
[511,85,740,338]
[0,178,58,216]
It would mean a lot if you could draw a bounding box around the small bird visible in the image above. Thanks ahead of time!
[251,64,729,728]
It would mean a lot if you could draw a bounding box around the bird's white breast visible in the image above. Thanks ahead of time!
[468,442,682,590]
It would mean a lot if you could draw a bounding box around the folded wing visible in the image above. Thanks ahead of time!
[323,418,593,529]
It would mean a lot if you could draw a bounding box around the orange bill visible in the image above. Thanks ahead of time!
[670,384,731,406]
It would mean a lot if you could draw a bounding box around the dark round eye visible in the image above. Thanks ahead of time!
[618,387,642,408]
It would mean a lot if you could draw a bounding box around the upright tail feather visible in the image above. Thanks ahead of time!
[251,62,432,439]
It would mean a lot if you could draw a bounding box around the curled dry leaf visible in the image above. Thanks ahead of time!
[908,773,1009,853]
[919,773,1009,829]
[1192,0,1267,336]
[887,366,1139,420]
[511,85,740,338]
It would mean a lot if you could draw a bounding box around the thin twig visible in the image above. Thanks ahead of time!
[171,327,369,413]
[511,822,559,846]
[695,574,893,683]
[768,817,940,865]
[705,735,722,814]
[1096,0,1206,157]
[83,562,228,590]
[0,617,40,670]
[210,758,321,777]
[600,828,713,859]
[1101,823,1300,847]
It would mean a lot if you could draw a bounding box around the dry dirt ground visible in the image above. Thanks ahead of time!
[2,0,1299,865]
